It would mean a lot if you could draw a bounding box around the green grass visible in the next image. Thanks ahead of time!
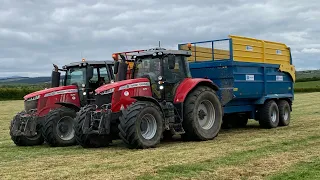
[0,93,320,179]
[295,80,320,88]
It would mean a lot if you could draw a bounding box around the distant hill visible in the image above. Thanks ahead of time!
[0,69,319,85]
[0,76,51,85]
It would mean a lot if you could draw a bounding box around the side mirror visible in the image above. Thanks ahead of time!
[86,66,94,81]
[114,61,119,74]
[168,54,176,69]
[51,71,61,87]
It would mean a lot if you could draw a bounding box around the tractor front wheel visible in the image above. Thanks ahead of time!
[118,101,163,149]
[10,112,44,146]
[182,86,222,141]
[74,105,111,148]
[42,107,77,147]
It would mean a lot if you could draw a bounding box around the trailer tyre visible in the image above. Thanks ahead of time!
[118,101,163,149]
[10,112,44,146]
[259,100,279,129]
[182,86,222,140]
[74,105,111,148]
[278,100,291,126]
[42,107,77,147]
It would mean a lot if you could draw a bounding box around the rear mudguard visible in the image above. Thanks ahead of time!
[174,78,219,103]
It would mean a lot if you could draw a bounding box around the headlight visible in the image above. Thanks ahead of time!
[83,92,86,95]
[100,88,115,95]
[159,85,164,90]
[26,95,40,101]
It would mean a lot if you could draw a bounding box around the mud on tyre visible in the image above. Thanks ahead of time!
[182,86,222,141]
[42,107,77,147]
[118,101,164,149]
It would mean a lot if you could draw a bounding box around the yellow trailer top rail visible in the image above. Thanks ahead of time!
[178,35,296,81]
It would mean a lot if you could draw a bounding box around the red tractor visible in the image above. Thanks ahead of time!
[74,47,223,149]
[9,60,115,147]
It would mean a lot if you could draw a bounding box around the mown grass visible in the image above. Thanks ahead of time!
[0,93,320,179]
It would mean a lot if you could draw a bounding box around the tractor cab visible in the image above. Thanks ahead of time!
[51,59,115,105]
[114,48,192,101]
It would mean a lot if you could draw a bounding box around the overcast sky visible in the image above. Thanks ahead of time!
[1,0,319,77]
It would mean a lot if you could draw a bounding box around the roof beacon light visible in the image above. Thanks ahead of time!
[187,43,192,50]
[112,54,118,61]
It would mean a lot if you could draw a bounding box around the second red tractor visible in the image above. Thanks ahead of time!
[74,47,223,148]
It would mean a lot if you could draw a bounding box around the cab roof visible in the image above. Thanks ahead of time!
[133,48,191,58]
[65,60,114,68]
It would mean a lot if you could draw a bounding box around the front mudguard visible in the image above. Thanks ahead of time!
[10,112,43,137]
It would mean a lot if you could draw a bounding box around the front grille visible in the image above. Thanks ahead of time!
[95,93,113,108]
[24,100,38,112]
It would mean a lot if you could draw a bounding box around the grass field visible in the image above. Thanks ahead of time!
[295,80,320,88]
[1,93,320,180]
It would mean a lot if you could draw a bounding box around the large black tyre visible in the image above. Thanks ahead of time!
[118,101,164,149]
[182,86,222,141]
[278,100,291,126]
[259,100,279,129]
[42,107,77,147]
[9,112,44,146]
[74,105,111,148]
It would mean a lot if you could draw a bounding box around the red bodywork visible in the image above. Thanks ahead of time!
[95,78,152,112]
[174,78,216,103]
[96,77,216,113]
[24,85,81,117]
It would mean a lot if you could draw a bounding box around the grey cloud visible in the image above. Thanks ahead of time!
[0,0,320,77]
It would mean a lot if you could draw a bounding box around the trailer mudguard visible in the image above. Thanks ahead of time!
[174,78,219,103]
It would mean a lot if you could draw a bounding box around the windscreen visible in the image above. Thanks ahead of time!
[65,67,86,86]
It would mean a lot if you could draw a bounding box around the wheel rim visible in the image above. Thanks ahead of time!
[56,116,75,141]
[140,113,157,140]
[271,108,277,123]
[283,107,289,121]
[197,100,215,130]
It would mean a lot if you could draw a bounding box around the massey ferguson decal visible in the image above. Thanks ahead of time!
[44,89,78,97]
[119,82,150,90]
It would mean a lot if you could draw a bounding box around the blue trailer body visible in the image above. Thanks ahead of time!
[178,37,295,120]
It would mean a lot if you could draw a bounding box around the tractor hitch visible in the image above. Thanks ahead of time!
[82,109,112,135]
[10,113,40,137]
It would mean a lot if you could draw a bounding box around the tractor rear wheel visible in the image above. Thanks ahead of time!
[259,100,279,128]
[278,100,291,126]
[42,107,77,147]
[10,112,44,146]
[118,101,163,149]
[182,86,222,141]
[74,105,111,148]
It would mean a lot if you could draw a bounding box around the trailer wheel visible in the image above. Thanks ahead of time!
[118,101,163,149]
[278,100,291,126]
[182,86,222,140]
[259,100,279,128]
[10,112,44,146]
[74,105,111,148]
[42,107,77,147]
